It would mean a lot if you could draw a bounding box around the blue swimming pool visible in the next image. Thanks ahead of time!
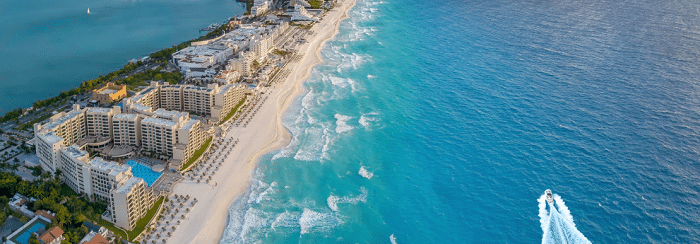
[126,160,162,187]
[12,221,46,244]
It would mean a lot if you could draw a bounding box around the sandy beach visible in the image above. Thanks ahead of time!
[164,1,356,243]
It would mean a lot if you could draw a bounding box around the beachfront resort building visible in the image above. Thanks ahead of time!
[111,177,154,230]
[34,104,88,172]
[91,82,127,105]
[171,21,289,79]
[85,107,122,149]
[113,113,142,147]
[55,144,155,230]
[124,82,246,124]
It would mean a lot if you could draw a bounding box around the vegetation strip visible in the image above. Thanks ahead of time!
[220,97,247,125]
[180,137,213,171]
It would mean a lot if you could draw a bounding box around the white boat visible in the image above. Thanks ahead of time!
[545,189,553,203]
[87,8,91,14]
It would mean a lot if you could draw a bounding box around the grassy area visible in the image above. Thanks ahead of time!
[180,137,212,171]
[219,97,247,125]
[309,0,323,8]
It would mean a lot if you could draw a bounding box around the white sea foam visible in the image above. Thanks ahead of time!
[359,166,374,179]
[326,187,368,211]
[255,181,277,204]
[240,207,269,239]
[390,234,398,244]
[359,112,380,129]
[271,210,301,230]
[326,195,341,212]
[299,208,342,234]
[335,114,354,133]
[293,127,325,161]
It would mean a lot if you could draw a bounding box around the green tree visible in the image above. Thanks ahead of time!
[28,233,40,244]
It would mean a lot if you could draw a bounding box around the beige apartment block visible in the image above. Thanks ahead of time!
[173,119,206,164]
[160,85,184,111]
[113,113,143,147]
[140,117,178,156]
[211,84,246,123]
[111,177,153,230]
[33,104,87,173]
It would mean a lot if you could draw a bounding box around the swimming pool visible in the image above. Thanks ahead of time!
[126,160,162,187]
[11,221,46,244]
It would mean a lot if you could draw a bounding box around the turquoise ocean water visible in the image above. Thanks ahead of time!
[0,0,244,113]
[221,0,700,243]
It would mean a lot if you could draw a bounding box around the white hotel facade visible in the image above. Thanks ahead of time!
[31,81,244,230]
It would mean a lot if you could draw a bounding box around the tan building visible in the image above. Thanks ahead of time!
[111,177,153,230]
[140,117,178,156]
[56,145,155,230]
[112,114,142,147]
[174,119,206,165]
[34,104,87,173]
[124,82,245,124]
[211,84,246,123]
[85,107,121,148]
[59,145,135,202]
[91,82,127,105]
[160,85,184,111]
[183,85,214,116]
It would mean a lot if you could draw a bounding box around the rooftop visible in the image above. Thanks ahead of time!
[39,131,63,144]
[98,89,117,95]
[180,119,200,131]
[116,177,144,194]
[86,107,114,114]
[89,158,132,177]
[42,107,86,132]
[113,113,138,120]
[39,226,64,244]
[142,116,178,127]
[153,108,188,121]
[63,145,88,159]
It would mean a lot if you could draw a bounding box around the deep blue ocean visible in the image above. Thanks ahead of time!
[0,0,244,113]
[220,0,700,243]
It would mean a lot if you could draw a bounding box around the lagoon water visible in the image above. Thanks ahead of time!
[0,0,244,113]
[221,0,700,243]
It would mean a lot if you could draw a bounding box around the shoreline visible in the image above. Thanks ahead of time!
[165,0,357,243]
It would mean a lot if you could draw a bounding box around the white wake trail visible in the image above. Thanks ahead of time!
[539,192,591,244]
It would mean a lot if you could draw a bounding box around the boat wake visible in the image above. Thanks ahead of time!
[538,191,591,244]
